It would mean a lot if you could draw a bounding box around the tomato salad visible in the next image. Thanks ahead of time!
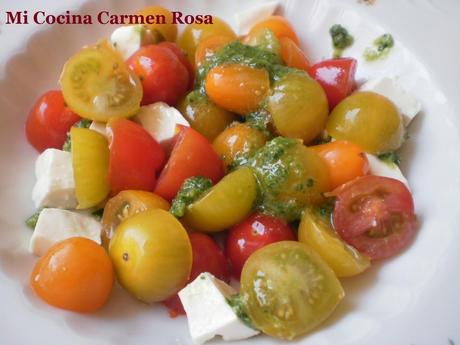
[25,4,421,344]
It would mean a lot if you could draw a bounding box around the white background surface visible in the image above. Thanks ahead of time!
[0,0,459,344]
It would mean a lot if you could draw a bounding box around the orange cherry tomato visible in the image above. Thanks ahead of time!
[137,6,177,42]
[280,37,310,72]
[310,140,369,190]
[30,237,114,313]
[248,16,300,46]
[195,35,234,68]
[205,64,269,115]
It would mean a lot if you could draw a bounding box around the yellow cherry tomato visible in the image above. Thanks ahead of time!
[137,6,177,42]
[101,190,170,248]
[71,127,110,209]
[182,167,257,232]
[298,207,371,277]
[109,209,192,303]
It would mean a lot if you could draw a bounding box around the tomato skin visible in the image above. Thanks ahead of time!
[280,37,310,72]
[163,232,230,317]
[226,213,296,279]
[127,45,189,106]
[25,90,80,152]
[108,119,165,196]
[332,175,417,260]
[138,6,177,42]
[248,16,300,46]
[309,58,357,109]
[30,237,114,313]
[154,127,224,201]
[195,35,234,68]
[157,42,194,89]
[310,140,369,190]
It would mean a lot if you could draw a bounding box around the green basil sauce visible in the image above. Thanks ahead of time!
[329,24,354,58]
[170,176,213,218]
[377,151,400,166]
[25,208,44,230]
[226,294,256,329]
[62,118,92,152]
[363,33,394,61]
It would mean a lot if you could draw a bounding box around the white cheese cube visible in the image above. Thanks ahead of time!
[359,77,421,126]
[29,208,102,256]
[179,272,259,344]
[365,153,410,189]
[89,121,108,138]
[32,149,77,209]
[235,1,279,36]
[110,25,144,60]
[134,102,189,152]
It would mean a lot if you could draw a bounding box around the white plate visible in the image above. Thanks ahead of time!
[0,0,460,344]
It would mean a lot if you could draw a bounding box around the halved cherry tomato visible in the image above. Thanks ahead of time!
[205,64,270,115]
[163,232,230,317]
[60,41,142,121]
[101,191,170,248]
[30,237,114,313]
[332,175,417,260]
[247,16,300,46]
[309,58,357,109]
[127,45,189,106]
[137,6,177,42]
[25,90,80,152]
[280,37,310,72]
[71,127,110,209]
[310,140,369,190]
[154,127,224,201]
[157,42,194,89]
[107,119,165,196]
[226,213,295,279]
[182,167,257,232]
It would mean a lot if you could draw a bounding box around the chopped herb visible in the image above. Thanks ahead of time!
[363,33,394,61]
[91,208,104,221]
[25,209,44,230]
[330,24,354,58]
[318,197,336,220]
[244,28,281,56]
[170,177,213,217]
[245,109,271,135]
[226,294,257,329]
[62,119,92,152]
[378,151,400,166]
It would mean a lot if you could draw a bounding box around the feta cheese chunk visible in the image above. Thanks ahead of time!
[235,1,279,36]
[359,77,421,126]
[134,102,189,152]
[110,25,144,60]
[179,272,259,344]
[89,121,108,138]
[365,153,409,189]
[32,149,77,209]
[29,208,101,256]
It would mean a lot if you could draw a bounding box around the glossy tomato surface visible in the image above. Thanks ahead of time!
[226,213,295,279]
[25,90,80,152]
[154,126,224,201]
[108,119,165,196]
[333,175,417,260]
[157,42,194,89]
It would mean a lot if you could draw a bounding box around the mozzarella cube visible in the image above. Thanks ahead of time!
[359,77,421,126]
[29,208,101,256]
[110,25,144,60]
[179,273,259,344]
[32,149,77,209]
[235,1,279,36]
[89,121,108,138]
[134,102,189,152]
[365,153,410,189]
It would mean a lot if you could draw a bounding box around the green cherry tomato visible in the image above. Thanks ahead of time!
[240,241,344,340]
[326,91,404,154]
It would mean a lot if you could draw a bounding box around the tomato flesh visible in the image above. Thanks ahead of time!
[309,58,357,109]
[332,175,417,260]
[154,127,224,201]
[26,90,80,152]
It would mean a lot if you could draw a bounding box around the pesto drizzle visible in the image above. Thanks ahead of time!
[363,33,394,61]
[329,24,354,58]
[226,294,256,329]
[62,118,92,152]
[170,176,213,218]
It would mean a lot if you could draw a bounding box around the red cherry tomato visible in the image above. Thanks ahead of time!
[309,58,357,109]
[154,126,224,201]
[25,90,80,152]
[332,175,417,260]
[127,45,189,106]
[163,232,229,317]
[157,41,195,89]
[108,119,165,196]
[226,213,296,279]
